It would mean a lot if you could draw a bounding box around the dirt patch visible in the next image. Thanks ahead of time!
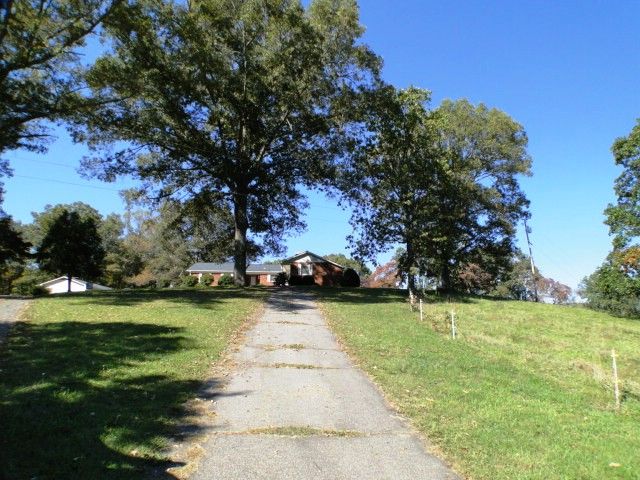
[245,426,363,438]
[272,363,320,369]
[0,299,31,346]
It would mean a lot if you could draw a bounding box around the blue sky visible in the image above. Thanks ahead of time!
[3,0,639,290]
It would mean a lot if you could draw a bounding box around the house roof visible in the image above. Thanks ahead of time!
[280,251,344,269]
[39,276,112,290]
[186,263,283,274]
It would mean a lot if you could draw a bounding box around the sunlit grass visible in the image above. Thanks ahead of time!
[318,288,640,480]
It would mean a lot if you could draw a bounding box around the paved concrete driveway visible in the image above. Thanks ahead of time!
[0,298,30,345]
[191,290,458,480]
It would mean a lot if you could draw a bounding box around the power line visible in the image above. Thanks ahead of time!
[12,174,122,192]
[13,173,347,206]
[532,236,587,286]
[14,157,78,169]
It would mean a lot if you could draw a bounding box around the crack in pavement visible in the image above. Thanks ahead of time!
[185,290,460,480]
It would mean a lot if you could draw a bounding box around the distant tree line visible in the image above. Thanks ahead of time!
[360,248,572,304]
[0,199,235,294]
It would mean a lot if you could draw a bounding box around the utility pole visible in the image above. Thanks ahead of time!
[524,219,539,302]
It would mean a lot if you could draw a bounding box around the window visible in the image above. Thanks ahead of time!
[300,262,312,276]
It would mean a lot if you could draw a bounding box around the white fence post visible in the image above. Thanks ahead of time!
[450,311,456,339]
[419,299,423,322]
[612,349,620,411]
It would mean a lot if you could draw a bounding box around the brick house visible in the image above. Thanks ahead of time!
[186,251,345,286]
[281,251,344,286]
[186,262,282,286]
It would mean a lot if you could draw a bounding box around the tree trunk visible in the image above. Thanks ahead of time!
[233,191,249,287]
[439,261,453,293]
[67,274,72,293]
[405,238,417,298]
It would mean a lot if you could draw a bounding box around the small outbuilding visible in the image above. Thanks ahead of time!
[39,277,112,294]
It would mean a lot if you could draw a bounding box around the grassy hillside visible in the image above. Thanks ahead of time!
[0,288,266,479]
[318,289,640,480]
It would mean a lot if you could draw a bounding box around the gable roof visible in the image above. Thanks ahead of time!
[186,263,282,274]
[39,276,112,290]
[280,251,344,269]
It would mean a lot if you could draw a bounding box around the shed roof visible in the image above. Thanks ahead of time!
[39,276,112,290]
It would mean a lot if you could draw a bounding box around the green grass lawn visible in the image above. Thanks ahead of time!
[317,288,640,480]
[0,288,267,479]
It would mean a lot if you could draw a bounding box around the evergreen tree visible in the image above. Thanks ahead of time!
[36,210,105,292]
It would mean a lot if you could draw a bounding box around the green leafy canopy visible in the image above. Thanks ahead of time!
[75,0,381,285]
[0,0,122,182]
[343,86,531,292]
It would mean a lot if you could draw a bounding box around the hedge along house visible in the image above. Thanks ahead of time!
[281,251,344,286]
[186,263,283,286]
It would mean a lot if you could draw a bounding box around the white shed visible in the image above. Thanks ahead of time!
[39,276,112,294]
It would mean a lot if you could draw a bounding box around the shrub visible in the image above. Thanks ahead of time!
[199,273,214,287]
[289,275,315,286]
[273,272,288,287]
[217,273,234,286]
[11,270,50,295]
[340,268,361,287]
[581,259,640,318]
[30,285,49,296]
[180,275,199,288]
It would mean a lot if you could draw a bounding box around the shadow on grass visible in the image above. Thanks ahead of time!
[54,287,267,309]
[0,320,216,479]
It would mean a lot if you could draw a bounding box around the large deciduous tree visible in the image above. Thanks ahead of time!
[425,99,531,291]
[75,0,380,286]
[0,0,121,171]
[345,88,531,294]
[36,209,105,292]
[345,86,441,293]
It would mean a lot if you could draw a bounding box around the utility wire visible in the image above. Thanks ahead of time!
[13,174,122,191]
[14,157,78,169]
[10,155,352,211]
[8,174,348,214]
